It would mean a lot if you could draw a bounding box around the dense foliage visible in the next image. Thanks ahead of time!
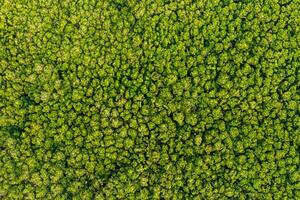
[0,0,299,199]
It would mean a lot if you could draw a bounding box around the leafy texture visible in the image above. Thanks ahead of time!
[0,0,299,199]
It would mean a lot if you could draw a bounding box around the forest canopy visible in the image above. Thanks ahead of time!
[0,0,299,199]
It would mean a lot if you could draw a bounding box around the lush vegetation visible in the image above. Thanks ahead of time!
[0,0,299,199]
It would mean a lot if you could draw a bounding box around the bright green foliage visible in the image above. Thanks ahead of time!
[0,0,300,199]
